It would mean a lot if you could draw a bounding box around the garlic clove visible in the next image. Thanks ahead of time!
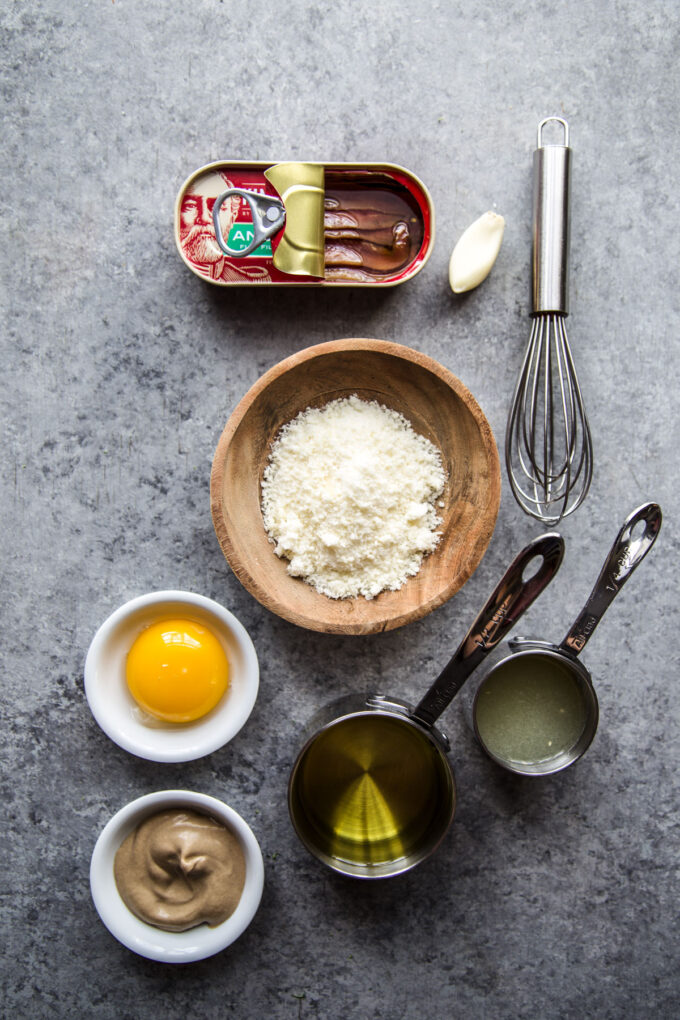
[448,211,505,293]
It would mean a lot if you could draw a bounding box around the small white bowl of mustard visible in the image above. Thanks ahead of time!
[90,790,265,962]
[84,590,259,762]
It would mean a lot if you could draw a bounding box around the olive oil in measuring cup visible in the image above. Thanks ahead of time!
[290,712,453,871]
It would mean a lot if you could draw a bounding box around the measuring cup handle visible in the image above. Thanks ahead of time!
[560,502,662,656]
[412,532,564,728]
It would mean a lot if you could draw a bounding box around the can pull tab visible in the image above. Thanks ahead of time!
[212,188,286,258]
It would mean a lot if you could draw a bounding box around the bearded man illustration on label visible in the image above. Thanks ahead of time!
[178,171,270,283]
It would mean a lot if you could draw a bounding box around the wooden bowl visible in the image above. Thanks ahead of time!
[211,339,501,634]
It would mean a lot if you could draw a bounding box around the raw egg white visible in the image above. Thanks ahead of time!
[126,618,229,723]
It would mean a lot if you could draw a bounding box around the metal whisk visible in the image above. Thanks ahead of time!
[506,117,593,524]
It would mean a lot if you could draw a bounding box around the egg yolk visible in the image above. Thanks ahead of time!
[126,618,229,723]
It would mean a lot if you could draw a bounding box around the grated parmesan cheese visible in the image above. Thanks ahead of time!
[261,395,447,599]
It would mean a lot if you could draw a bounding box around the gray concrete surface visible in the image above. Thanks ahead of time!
[2,2,679,1018]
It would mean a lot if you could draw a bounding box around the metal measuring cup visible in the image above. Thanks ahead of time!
[288,533,564,878]
[469,502,662,776]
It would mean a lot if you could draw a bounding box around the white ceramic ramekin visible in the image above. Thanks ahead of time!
[84,591,259,762]
[90,790,264,962]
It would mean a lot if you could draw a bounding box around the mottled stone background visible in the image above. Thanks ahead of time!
[2,2,678,1018]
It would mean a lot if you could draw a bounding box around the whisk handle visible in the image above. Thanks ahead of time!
[533,117,571,315]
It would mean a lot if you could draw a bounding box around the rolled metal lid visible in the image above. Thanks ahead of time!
[265,161,325,278]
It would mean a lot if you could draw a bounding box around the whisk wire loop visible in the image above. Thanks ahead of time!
[506,312,593,524]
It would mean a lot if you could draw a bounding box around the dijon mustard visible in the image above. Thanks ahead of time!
[114,809,246,932]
